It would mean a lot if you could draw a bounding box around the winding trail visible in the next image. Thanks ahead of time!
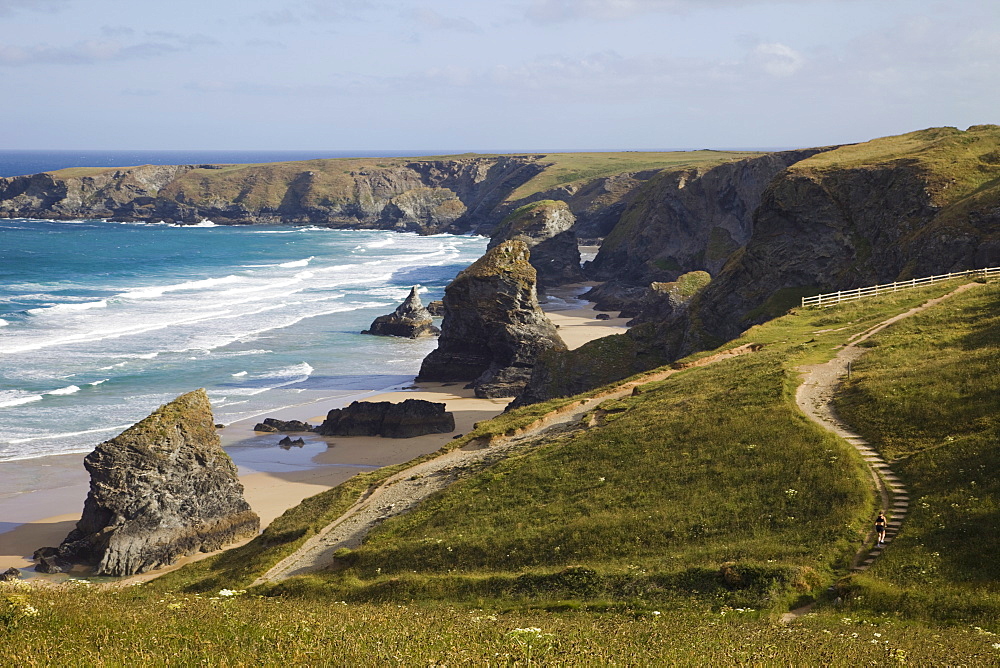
[253,343,762,585]
[781,283,975,621]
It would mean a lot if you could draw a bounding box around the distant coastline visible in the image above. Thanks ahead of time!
[0,148,789,179]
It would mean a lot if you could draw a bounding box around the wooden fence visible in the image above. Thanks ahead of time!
[801,267,1000,308]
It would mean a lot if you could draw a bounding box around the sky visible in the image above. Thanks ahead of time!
[1,0,997,151]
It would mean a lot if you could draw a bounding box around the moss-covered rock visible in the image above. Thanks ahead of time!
[416,241,566,398]
[34,389,259,577]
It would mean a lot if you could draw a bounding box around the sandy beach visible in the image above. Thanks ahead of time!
[0,283,628,575]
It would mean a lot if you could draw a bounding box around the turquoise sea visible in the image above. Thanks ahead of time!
[0,218,487,462]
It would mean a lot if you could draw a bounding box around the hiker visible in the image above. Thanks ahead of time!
[875,512,887,545]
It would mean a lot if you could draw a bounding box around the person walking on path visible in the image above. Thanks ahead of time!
[875,511,887,545]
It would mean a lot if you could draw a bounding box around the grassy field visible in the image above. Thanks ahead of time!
[5,583,1000,665]
[834,280,1000,624]
[5,280,999,664]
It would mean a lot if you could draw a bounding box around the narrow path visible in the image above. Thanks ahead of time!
[253,343,762,585]
[781,283,975,622]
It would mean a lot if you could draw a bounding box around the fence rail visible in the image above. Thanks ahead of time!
[801,267,1000,308]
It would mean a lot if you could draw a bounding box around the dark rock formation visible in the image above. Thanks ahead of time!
[487,200,583,289]
[254,418,313,432]
[426,300,445,316]
[582,281,650,316]
[34,389,259,576]
[315,399,455,438]
[416,240,567,398]
[627,272,712,326]
[1,567,21,581]
[278,436,305,448]
[362,286,440,338]
[588,149,828,286]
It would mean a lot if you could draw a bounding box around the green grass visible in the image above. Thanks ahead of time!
[245,283,976,611]
[6,280,999,663]
[833,281,1000,623]
[798,125,1000,207]
[5,582,1000,665]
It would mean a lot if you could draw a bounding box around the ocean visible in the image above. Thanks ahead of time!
[0,218,487,463]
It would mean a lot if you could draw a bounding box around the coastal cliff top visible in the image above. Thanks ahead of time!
[794,124,1000,206]
[32,149,766,208]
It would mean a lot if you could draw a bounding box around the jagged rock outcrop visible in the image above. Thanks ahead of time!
[416,240,567,398]
[253,418,313,432]
[315,399,455,438]
[487,200,583,289]
[362,286,440,338]
[33,389,259,576]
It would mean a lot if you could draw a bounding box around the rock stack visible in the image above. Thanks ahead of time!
[362,286,440,338]
[33,389,259,576]
[416,240,566,398]
[488,200,583,290]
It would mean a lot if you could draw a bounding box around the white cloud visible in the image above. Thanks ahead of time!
[751,42,804,77]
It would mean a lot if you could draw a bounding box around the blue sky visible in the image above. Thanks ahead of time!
[1,0,997,151]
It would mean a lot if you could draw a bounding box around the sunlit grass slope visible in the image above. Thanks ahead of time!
[7,281,1000,664]
[797,124,1000,207]
[834,280,1000,624]
[242,283,970,610]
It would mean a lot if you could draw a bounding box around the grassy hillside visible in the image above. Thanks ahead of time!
[797,124,1000,207]
[834,280,1000,623]
[5,280,999,664]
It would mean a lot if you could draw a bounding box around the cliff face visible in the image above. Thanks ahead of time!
[513,125,1000,407]
[34,389,259,576]
[588,149,827,286]
[416,240,566,398]
[0,156,546,234]
[688,125,1000,345]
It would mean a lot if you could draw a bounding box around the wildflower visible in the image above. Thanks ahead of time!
[785,488,798,498]
[992,643,1000,650]
[598,477,606,482]
[652,611,661,616]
